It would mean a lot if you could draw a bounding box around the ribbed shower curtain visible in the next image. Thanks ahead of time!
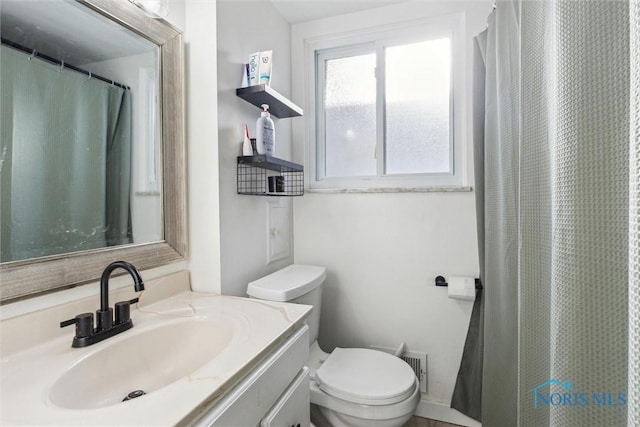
[471,1,636,426]
[629,1,640,425]
[450,4,521,425]
[479,4,522,426]
[519,2,630,426]
[450,28,488,423]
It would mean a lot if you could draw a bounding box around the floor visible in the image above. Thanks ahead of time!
[404,415,463,427]
[310,404,463,427]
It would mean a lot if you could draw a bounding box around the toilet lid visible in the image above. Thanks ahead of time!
[315,348,417,405]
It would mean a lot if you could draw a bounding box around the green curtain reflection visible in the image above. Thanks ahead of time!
[1,45,132,262]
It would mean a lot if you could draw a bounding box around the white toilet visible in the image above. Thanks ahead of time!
[247,265,421,427]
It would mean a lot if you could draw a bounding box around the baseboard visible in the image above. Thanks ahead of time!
[414,399,481,427]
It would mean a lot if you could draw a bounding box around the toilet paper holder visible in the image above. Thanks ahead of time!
[435,275,483,290]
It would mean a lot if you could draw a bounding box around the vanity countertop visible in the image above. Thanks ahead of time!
[0,291,312,426]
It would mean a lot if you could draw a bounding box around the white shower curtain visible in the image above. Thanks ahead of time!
[479,1,636,425]
[478,4,520,427]
[629,1,640,425]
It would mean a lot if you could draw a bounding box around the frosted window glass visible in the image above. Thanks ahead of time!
[385,38,451,174]
[324,53,376,177]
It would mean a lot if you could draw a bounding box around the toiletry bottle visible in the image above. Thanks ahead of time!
[242,124,253,156]
[255,104,275,155]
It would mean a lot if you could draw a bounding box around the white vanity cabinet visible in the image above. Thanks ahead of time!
[188,324,310,427]
[261,367,310,427]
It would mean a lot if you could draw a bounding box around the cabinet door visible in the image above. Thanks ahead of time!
[189,325,309,427]
[261,367,310,427]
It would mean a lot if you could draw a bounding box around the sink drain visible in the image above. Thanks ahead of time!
[122,390,146,402]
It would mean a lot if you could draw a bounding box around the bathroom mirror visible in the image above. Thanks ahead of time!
[0,0,186,302]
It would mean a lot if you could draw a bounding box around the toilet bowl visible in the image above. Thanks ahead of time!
[308,342,421,427]
[247,265,420,427]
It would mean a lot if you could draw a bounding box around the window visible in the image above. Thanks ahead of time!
[309,18,464,189]
[321,49,377,178]
[384,39,451,175]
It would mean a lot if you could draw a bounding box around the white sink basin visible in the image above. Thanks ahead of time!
[1,291,312,426]
[49,318,233,410]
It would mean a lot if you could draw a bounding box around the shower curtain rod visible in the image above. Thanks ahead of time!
[1,38,130,90]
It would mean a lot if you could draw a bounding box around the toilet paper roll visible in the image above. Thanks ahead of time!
[447,276,476,301]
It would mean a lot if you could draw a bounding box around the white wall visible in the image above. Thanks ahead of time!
[184,0,222,294]
[161,0,223,294]
[291,1,491,421]
[216,0,294,296]
[166,0,186,30]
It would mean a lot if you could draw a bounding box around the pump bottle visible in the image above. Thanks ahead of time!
[256,104,275,155]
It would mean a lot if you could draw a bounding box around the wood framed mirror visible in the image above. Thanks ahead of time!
[0,0,186,302]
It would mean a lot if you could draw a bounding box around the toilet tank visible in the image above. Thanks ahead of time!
[247,265,326,344]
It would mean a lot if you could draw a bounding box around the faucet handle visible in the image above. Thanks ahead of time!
[59,318,76,328]
[114,298,139,325]
[60,313,94,339]
[114,301,131,325]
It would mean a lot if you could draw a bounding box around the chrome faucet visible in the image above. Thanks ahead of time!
[60,261,145,347]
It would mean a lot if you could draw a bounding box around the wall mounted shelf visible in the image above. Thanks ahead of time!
[237,155,304,196]
[236,85,303,119]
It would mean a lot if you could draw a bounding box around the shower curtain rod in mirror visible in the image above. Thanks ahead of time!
[1,37,131,90]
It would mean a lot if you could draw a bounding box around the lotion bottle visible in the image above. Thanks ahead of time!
[255,104,275,155]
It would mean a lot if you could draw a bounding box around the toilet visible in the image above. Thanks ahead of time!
[247,265,421,427]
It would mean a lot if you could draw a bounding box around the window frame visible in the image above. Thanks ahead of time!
[306,14,466,190]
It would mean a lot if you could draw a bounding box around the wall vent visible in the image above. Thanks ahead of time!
[370,346,428,393]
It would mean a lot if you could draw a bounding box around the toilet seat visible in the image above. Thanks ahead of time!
[315,348,417,405]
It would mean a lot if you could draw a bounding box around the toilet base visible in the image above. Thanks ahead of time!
[310,378,421,427]
[319,405,414,427]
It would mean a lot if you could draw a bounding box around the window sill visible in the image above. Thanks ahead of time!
[306,186,472,194]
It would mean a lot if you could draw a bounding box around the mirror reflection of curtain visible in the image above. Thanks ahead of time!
[0,45,132,262]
